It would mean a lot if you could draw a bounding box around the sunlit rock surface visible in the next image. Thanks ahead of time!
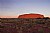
[18,14,44,18]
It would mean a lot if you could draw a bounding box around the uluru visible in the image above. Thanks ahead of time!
[18,13,44,18]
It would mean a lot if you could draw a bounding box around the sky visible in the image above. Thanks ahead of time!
[0,0,50,18]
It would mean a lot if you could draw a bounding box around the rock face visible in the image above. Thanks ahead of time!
[18,14,44,18]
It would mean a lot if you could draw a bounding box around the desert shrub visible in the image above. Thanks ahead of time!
[38,28,44,33]
[0,25,4,28]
